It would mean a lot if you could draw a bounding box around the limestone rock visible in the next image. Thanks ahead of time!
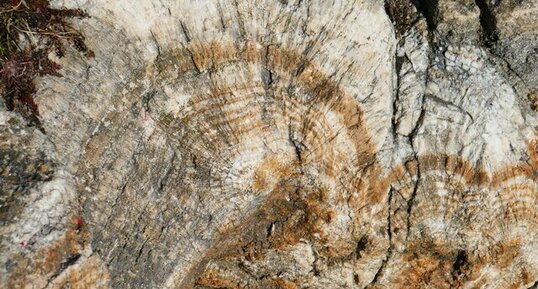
[1,0,537,288]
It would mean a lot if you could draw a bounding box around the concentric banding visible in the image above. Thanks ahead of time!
[9,0,536,288]
[151,38,386,287]
[63,1,396,287]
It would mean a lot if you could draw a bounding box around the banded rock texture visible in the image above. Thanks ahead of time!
[1,0,538,288]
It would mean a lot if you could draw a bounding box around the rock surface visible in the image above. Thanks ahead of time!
[1,0,537,288]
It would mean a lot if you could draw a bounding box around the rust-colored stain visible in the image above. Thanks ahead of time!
[7,215,91,288]
[196,268,242,289]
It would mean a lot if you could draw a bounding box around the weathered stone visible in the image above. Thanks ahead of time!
[1,0,537,288]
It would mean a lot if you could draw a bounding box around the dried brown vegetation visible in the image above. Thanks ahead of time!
[0,0,92,128]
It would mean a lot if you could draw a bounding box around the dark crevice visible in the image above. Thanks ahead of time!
[261,68,274,88]
[142,90,156,114]
[384,0,419,36]
[266,221,275,237]
[185,47,201,74]
[216,2,227,30]
[48,253,81,282]
[288,122,304,164]
[391,55,407,137]
[425,94,474,123]
[475,0,499,47]
[408,94,426,141]
[452,250,468,279]
[59,254,81,271]
[395,55,406,76]
[355,236,368,259]
[134,239,148,263]
[405,158,420,240]
[179,21,192,43]
[150,30,161,65]
[157,151,176,193]
[290,136,302,163]
[191,155,198,169]
[260,46,279,125]
[366,188,394,288]
[405,92,425,240]
[367,245,389,287]
[412,0,439,32]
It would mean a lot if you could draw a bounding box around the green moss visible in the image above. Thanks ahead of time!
[528,91,538,111]
[527,91,537,101]
[158,113,175,127]
[7,117,20,126]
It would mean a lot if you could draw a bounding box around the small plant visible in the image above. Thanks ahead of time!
[0,0,93,129]
[528,91,538,111]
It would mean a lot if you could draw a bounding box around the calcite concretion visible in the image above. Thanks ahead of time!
[1,0,537,288]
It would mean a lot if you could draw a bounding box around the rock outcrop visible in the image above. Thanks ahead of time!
[1,0,537,288]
